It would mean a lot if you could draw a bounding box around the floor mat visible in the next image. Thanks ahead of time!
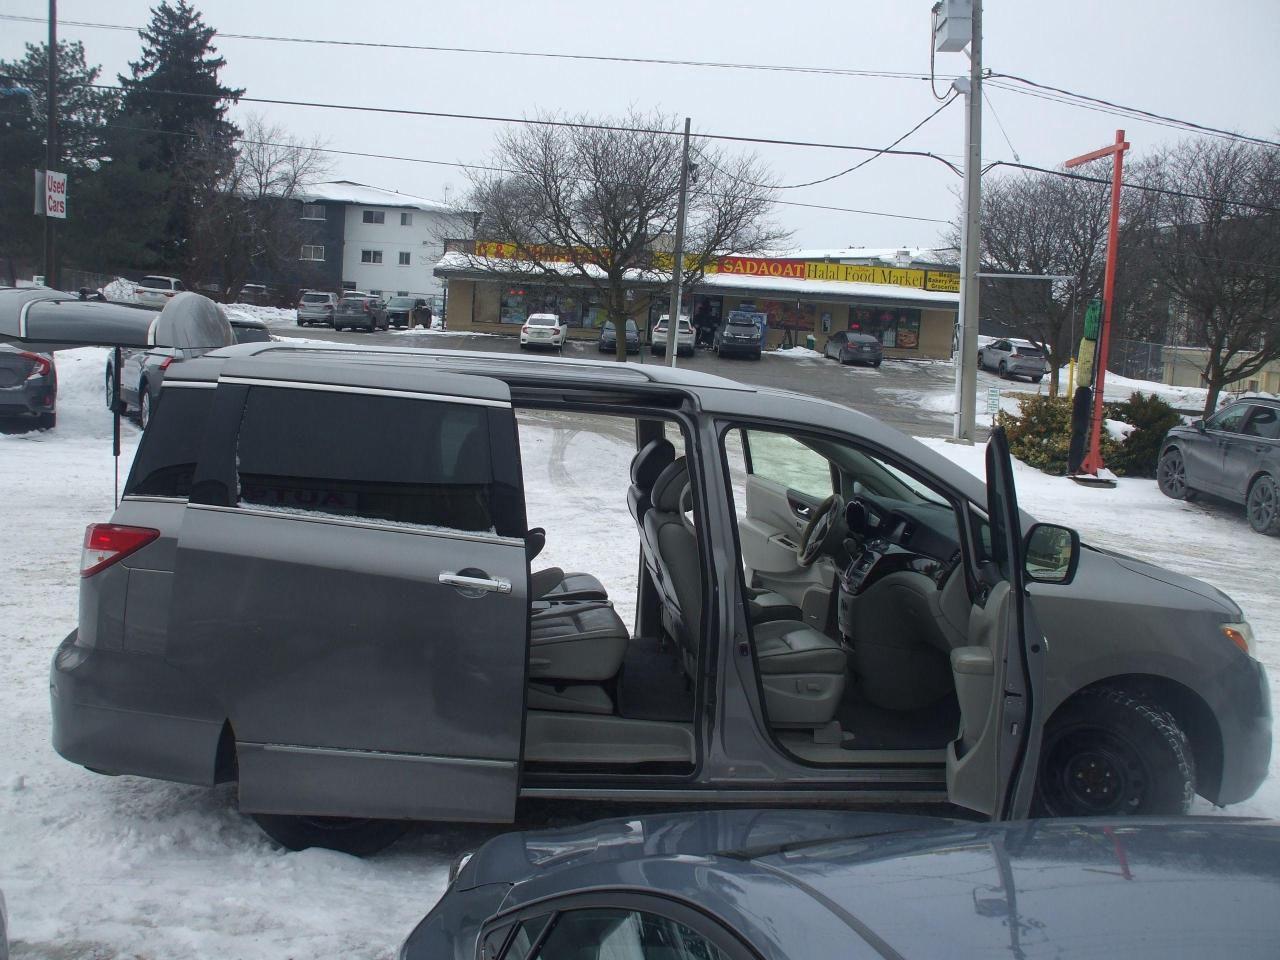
[836,692,960,751]
[616,635,694,722]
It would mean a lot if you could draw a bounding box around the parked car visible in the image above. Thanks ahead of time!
[824,330,884,367]
[405,809,1280,960]
[132,275,185,308]
[650,314,694,356]
[4,288,1270,857]
[1158,397,1280,535]
[597,319,640,354]
[386,296,430,329]
[296,291,338,327]
[713,314,763,360]
[104,295,246,428]
[978,337,1049,382]
[333,293,389,332]
[237,283,270,305]
[0,343,56,429]
[520,313,567,350]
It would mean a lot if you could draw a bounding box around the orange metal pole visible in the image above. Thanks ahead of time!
[1071,129,1129,476]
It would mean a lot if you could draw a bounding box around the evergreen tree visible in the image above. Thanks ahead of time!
[119,1,244,271]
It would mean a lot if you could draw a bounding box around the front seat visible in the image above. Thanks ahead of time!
[644,468,846,728]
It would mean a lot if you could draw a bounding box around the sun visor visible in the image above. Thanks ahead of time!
[152,292,235,350]
[0,288,235,351]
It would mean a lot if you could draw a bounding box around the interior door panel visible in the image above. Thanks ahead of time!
[740,475,829,607]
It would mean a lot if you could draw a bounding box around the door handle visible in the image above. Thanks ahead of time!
[439,571,512,594]
[794,503,812,519]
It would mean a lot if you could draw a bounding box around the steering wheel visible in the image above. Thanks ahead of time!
[797,494,845,567]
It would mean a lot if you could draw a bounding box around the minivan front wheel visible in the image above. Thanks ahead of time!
[251,813,408,856]
[1034,686,1194,817]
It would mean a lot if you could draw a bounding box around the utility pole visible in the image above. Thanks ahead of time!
[666,117,692,369]
[949,0,982,442]
[43,0,59,289]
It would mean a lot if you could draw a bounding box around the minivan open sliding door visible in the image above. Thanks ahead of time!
[946,427,1044,820]
[166,358,530,822]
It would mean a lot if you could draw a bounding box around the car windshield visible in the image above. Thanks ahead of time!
[729,319,756,329]
[388,297,415,308]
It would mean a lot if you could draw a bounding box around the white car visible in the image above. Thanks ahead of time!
[519,313,566,350]
[133,275,186,308]
[651,314,695,357]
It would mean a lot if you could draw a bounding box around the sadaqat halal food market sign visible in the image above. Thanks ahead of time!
[473,243,959,294]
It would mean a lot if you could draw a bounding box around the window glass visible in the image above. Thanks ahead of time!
[1207,404,1248,433]
[530,909,730,960]
[744,430,832,499]
[232,325,272,344]
[361,249,383,264]
[300,244,325,261]
[362,210,385,224]
[850,306,921,349]
[401,211,413,226]
[235,386,505,533]
[124,388,213,498]
[301,204,326,220]
[398,252,412,265]
[1243,406,1280,440]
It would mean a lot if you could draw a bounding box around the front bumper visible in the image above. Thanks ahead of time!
[51,630,226,786]
[1208,654,1272,805]
[717,340,761,356]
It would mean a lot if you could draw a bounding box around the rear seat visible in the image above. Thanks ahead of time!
[526,600,629,716]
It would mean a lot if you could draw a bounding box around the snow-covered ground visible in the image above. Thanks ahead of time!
[1,348,1277,956]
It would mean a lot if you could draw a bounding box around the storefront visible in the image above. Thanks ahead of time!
[434,249,960,359]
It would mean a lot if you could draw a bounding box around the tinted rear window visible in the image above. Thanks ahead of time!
[1014,344,1044,356]
[301,293,330,304]
[141,277,173,289]
[234,386,523,535]
[124,387,213,498]
[232,325,272,344]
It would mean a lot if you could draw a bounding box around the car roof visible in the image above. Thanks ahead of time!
[458,810,1280,959]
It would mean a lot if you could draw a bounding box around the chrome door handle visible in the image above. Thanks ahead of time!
[439,572,512,594]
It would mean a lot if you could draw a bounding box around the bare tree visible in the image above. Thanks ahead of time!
[183,115,329,297]
[467,110,787,361]
[1133,139,1280,416]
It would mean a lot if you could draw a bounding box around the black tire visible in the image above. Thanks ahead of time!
[998,360,1009,379]
[36,411,56,430]
[296,318,304,326]
[138,383,151,430]
[1157,447,1195,501]
[872,360,882,368]
[1033,375,1043,384]
[105,369,118,412]
[1246,475,1280,535]
[651,345,662,356]
[251,813,407,856]
[1034,686,1195,817]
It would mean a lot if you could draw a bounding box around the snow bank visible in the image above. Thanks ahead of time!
[101,278,138,303]
[767,346,824,360]
[224,304,297,325]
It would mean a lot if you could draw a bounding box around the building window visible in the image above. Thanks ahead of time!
[369,289,383,296]
[401,211,413,226]
[398,251,412,266]
[362,210,385,225]
[361,249,383,264]
[300,203,326,220]
[850,305,921,349]
[341,280,356,291]
[396,290,409,297]
[300,244,325,261]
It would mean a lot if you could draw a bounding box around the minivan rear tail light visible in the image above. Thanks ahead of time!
[19,351,51,379]
[81,524,160,578]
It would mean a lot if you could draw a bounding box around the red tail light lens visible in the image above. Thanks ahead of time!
[19,351,51,379]
[159,356,175,372]
[522,325,530,334]
[81,524,160,577]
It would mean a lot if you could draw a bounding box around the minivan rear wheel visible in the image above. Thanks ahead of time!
[1033,686,1195,817]
[251,813,408,856]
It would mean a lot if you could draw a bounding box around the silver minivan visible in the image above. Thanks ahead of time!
[3,288,1270,856]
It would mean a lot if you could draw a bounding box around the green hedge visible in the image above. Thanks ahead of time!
[995,392,1179,478]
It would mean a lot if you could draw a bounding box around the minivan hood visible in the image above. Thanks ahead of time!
[1086,543,1240,617]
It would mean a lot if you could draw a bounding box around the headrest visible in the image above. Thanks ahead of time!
[630,437,676,488]
[650,457,689,513]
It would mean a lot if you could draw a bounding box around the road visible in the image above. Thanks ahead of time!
[269,321,1012,439]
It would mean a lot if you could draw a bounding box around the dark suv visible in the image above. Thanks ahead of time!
[3,288,1271,857]
[1158,397,1280,535]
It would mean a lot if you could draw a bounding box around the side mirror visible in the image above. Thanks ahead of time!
[1194,419,1206,433]
[1023,523,1080,585]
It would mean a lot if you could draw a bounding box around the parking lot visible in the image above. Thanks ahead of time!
[269,320,999,438]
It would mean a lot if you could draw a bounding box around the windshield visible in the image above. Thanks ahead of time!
[388,297,415,308]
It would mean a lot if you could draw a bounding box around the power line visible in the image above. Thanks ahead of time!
[0,74,965,174]
[0,13,951,82]
[983,160,1280,215]
[100,121,951,225]
[987,73,1280,148]
[982,88,1020,163]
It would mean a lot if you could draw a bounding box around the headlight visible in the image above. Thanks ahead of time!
[1221,622,1256,657]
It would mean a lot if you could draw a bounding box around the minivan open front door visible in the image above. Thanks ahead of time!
[946,426,1045,820]
[165,357,531,823]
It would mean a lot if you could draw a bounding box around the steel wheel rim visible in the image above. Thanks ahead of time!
[1042,727,1149,815]
[1249,480,1276,529]
[1159,452,1186,497]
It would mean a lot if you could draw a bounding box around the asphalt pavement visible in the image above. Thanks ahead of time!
[272,322,1001,439]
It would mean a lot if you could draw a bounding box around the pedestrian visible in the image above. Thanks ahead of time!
[693,298,714,348]
[422,302,434,329]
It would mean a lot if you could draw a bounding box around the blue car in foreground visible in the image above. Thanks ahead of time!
[402,808,1280,959]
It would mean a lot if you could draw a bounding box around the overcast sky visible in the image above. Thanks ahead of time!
[3,0,1277,252]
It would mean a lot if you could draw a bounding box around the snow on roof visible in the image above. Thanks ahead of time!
[297,180,469,214]
[772,246,955,264]
[434,252,958,307]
